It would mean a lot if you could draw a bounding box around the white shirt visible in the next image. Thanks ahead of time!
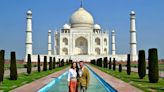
[67,68,77,81]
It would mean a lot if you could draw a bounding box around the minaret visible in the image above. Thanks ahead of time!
[112,30,116,55]
[48,30,52,55]
[54,31,57,55]
[25,10,33,55]
[130,11,138,61]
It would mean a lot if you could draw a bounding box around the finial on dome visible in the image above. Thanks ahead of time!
[80,0,83,8]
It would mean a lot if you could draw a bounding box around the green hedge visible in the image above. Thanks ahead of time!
[138,50,146,79]
[148,48,159,83]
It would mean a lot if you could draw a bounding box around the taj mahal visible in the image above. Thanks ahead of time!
[25,5,138,62]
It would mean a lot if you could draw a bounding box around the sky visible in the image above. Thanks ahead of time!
[0,0,163,60]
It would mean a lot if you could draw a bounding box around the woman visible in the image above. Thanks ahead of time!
[68,62,78,92]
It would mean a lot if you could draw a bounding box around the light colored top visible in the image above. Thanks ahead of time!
[67,68,77,81]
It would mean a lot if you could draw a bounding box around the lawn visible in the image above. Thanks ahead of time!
[92,65,164,92]
[0,65,69,92]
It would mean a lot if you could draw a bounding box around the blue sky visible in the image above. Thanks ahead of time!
[0,0,163,59]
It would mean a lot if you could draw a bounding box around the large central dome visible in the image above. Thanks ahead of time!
[69,8,94,28]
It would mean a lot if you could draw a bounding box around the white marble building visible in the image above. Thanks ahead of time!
[25,7,138,62]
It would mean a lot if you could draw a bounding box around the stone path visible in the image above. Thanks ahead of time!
[10,68,68,92]
[4,67,38,77]
[88,65,143,92]
[119,66,164,78]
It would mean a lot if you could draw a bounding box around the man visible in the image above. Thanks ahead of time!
[78,61,90,92]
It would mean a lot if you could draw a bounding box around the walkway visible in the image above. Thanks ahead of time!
[4,67,38,77]
[10,65,144,92]
[89,65,143,92]
[119,66,164,78]
[10,68,68,92]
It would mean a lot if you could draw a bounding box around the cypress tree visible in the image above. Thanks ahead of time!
[96,59,98,66]
[93,59,96,65]
[58,59,60,67]
[10,52,18,80]
[138,50,146,79]
[53,57,56,69]
[0,50,5,84]
[113,58,116,71]
[38,55,41,72]
[49,57,52,70]
[66,59,69,65]
[109,57,112,69]
[103,57,108,68]
[43,56,47,71]
[119,64,122,72]
[127,54,131,75]
[27,54,32,74]
[148,48,159,83]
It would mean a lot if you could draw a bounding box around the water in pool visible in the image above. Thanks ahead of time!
[47,70,107,92]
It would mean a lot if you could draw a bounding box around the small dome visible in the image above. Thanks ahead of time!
[63,24,71,29]
[27,10,32,14]
[130,11,135,15]
[48,30,51,33]
[112,30,115,33]
[94,24,101,29]
[69,8,94,28]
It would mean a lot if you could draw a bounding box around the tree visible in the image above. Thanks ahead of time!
[119,64,122,72]
[109,57,112,69]
[43,56,47,71]
[0,50,5,84]
[61,59,64,66]
[58,59,60,67]
[113,58,116,71]
[138,50,146,79]
[53,57,56,69]
[10,52,18,80]
[49,57,52,70]
[103,57,108,68]
[127,54,131,75]
[38,55,41,72]
[148,48,159,83]
[27,54,32,74]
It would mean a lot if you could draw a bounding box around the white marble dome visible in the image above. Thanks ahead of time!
[94,24,101,29]
[69,8,94,28]
[63,24,70,29]
[27,10,32,14]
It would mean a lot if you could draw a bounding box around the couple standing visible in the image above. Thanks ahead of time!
[67,61,90,92]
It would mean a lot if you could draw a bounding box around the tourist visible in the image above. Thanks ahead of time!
[68,62,78,92]
[78,61,90,92]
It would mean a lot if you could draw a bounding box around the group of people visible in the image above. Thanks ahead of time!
[67,61,90,92]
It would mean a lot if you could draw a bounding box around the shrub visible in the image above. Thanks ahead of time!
[148,48,159,83]
[24,64,27,68]
[103,57,108,68]
[58,59,61,67]
[109,57,112,69]
[61,59,64,66]
[27,54,32,74]
[127,54,131,75]
[53,57,56,69]
[0,50,5,84]
[49,57,52,70]
[113,58,116,71]
[10,52,18,80]
[38,55,41,72]
[138,50,146,79]
[119,64,122,72]
[43,56,47,71]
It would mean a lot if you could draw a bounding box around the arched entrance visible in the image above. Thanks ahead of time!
[75,37,88,55]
